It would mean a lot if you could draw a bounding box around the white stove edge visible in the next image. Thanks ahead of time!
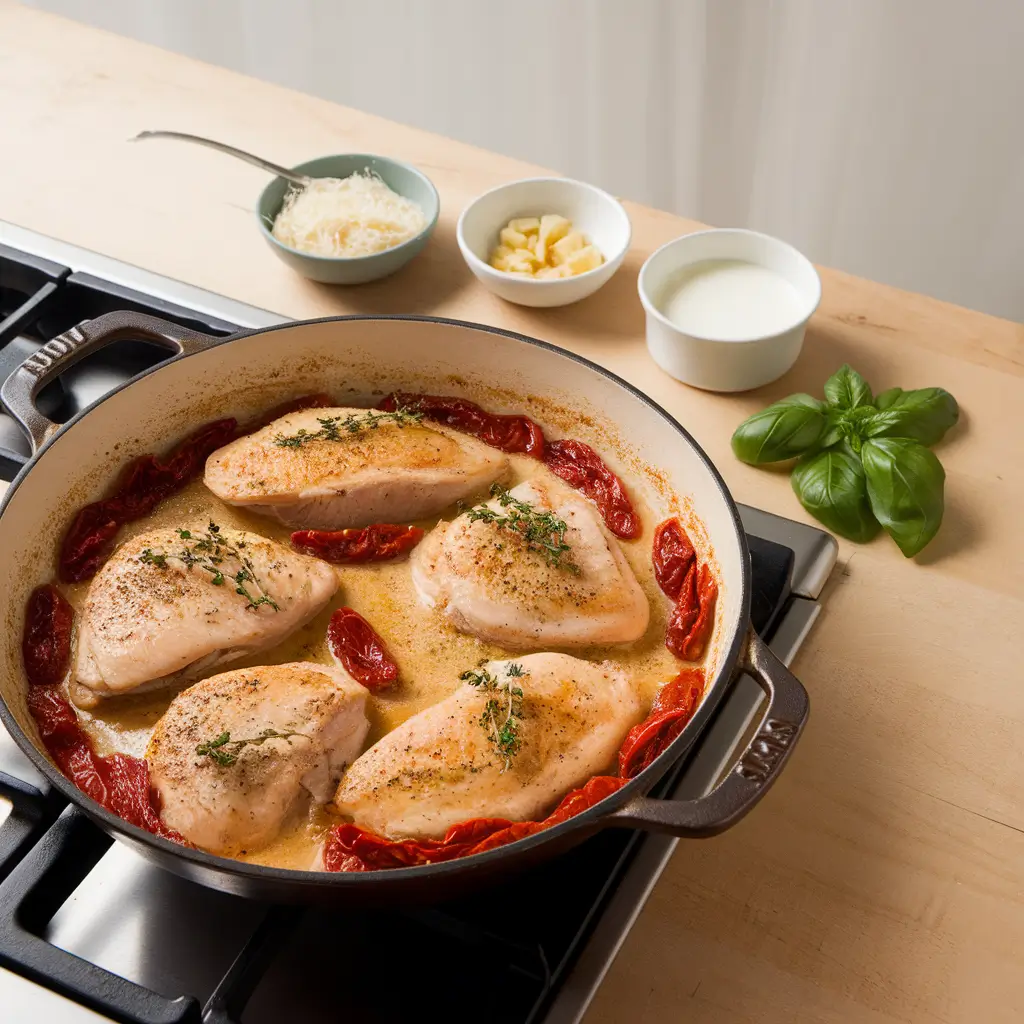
[2,966,111,1023]
[0,219,286,332]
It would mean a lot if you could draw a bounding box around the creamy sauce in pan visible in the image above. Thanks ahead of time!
[61,454,681,870]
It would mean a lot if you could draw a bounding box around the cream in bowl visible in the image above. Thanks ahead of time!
[638,229,821,392]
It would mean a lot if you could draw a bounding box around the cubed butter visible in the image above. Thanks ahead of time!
[508,217,541,234]
[487,214,604,278]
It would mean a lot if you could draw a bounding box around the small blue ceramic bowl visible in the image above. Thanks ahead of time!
[257,154,440,285]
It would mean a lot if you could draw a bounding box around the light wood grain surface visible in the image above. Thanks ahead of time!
[1,4,1023,1021]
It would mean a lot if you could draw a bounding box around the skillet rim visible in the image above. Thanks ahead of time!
[0,313,751,885]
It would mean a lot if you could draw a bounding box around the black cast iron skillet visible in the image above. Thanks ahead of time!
[0,311,809,907]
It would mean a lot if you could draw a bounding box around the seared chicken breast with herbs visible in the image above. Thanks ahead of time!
[71,525,337,707]
[203,406,507,530]
[411,479,649,648]
[148,662,369,855]
[334,653,640,839]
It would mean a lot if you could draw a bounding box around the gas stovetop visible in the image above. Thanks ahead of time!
[0,221,837,1024]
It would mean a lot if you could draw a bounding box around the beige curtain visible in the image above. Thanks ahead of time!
[23,0,1024,321]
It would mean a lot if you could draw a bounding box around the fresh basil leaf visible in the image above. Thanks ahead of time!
[861,438,945,557]
[791,447,881,542]
[823,365,873,410]
[818,412,844,449]
[860,387,959,446]
[731,394,827,465]
[874,387,903,411]
[817,404,874,453]
[847,404,878,422]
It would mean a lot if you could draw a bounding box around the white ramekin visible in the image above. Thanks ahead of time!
[457,177,631,308]
[638,229,821,392]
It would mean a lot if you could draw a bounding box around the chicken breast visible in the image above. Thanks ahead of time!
[203,406,507,529]
[148,662,369,854]
[411,479,649,648]
[71,525,338,707]
[334,653,640,839]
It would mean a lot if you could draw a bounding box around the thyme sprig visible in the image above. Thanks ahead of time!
[139,522,280,612]
[195,728,304,767]
[464,484,580,574]
[272,408,423,448]
[461,662,528,772]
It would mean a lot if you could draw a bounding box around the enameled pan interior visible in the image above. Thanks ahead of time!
[0,316,748,882]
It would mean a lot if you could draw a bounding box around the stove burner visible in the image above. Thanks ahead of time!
[0,224,837,1024]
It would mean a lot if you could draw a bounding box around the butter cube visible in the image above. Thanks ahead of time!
[551,231,585,266]
[536,264,571,279]
[565,245,603,275]
[500,227,529,250]
[508,217,540,234]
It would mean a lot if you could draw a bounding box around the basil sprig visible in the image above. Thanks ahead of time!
[731,365,958,557]
[861,438,946,556]
[861,387,959,445]
[730,394,828,464]
[791,445,881,544]
[823,364,873,410]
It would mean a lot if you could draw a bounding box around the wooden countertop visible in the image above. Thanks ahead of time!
[2,4,1023,1021]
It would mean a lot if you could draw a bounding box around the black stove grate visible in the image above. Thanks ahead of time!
[0,245,797,1023]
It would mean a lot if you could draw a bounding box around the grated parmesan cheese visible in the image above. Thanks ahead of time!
[271,171,427,258]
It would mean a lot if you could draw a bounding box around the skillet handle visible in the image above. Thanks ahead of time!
[0,310,219,455]
[607,628,809,837]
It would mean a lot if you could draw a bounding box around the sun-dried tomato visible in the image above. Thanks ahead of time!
[463,776,626,855]
[291,524,423,564]
[57,504,123,585]
[654,517,717,663]
[665,563,717,661]
[22,586,189,842]
[543,438,641,539]
[22,584,74,687]
[25,688,185,841]
[617,669,705,778]
[323,817,513,872]
[326,607,399,691]
[58,417,238,583]
[665,560,698,643]
[26,683,80,742]
[652,518,696,599]
[323,776,625,872]
[378,392,545,457]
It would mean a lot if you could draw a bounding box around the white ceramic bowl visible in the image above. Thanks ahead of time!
[638,229,821,392]
[457,177,631,308]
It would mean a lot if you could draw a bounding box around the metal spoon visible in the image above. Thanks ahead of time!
[132,130,315,187]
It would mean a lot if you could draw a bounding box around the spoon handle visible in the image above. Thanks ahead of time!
[133,131,313,187]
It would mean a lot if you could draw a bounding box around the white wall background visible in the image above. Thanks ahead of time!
[23,0,1024,321]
